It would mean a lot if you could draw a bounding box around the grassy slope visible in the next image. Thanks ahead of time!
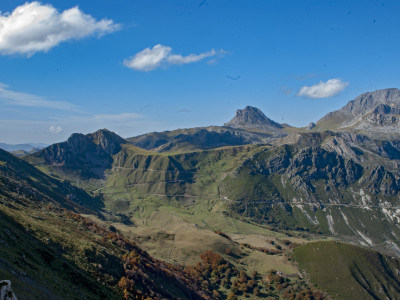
[1,149,333,300]
[0,149,123,299]
[0,207,123,300]
[0,149,211,299]
[20,135,400,298]
[294,241,400,300]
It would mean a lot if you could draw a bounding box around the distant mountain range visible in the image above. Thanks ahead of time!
[0,142,47,157]
[0,142,48,152]
[4,88,400,299]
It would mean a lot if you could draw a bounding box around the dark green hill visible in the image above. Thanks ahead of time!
[294,241,400,300]
[0,148,99,211]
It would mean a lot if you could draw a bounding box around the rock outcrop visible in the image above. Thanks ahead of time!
[28,129,127,178]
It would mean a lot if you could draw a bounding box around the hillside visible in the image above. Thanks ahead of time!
[0,149,214,299]
[295,241,400,300]
[1,148,335,299]
[18,87,400,298]
[28,125,400,254]
[5,146,400,299]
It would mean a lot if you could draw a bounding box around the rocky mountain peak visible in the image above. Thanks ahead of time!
[224,106,283,132]
[342,88,400,117]
[89,129,127,150]
[317,88,400,136]
[65,129,126,153]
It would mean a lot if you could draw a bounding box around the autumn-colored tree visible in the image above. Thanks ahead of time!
[212,289,220,298]
[239,270,247,283]
[239,282,248,292]
[200,250,225,269]
[247,279,255,289]
[227,292,238,300]
[231,285,238,294]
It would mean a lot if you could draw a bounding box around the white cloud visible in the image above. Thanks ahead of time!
[297,78,349,98]
[124,44,224,71]
[167,49,216,64]
[49,125,62,134]
[0,2,119,56]
[0,83,77,110]
[124,44,171,71]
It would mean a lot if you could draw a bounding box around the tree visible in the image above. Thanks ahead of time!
[227,292,238,300]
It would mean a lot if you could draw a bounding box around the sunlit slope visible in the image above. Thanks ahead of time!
[102,143,259,213]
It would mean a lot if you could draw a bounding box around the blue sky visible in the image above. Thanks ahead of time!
[1,0,399,144]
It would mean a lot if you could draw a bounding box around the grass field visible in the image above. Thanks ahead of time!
[294,240,400,300]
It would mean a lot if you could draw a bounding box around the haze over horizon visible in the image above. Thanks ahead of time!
[1,0,400,144]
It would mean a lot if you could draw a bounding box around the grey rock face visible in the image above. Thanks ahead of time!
[0,281,18,300]
[224,106,283,132]
[341,88,400,117]
[317,88,400,136]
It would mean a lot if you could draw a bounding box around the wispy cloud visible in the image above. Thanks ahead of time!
[297,78,349,98]
[0,2,119,56]
[124,44,225,71]
[0,84,77,110]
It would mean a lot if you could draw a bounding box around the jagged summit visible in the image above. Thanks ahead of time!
[339,88,400,117]
[317,88,400,136]
[224,106,283,132]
